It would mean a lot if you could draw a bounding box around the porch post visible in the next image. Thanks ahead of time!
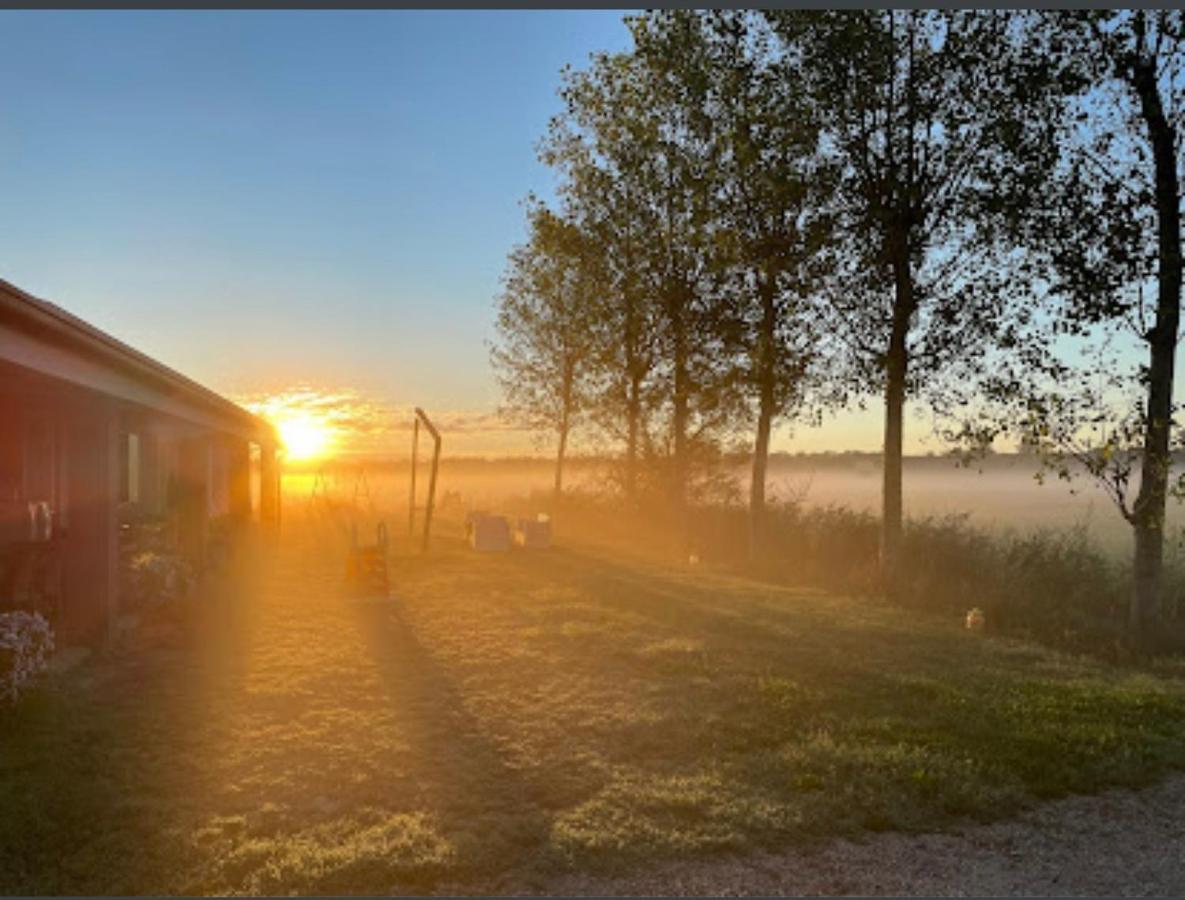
[139,429,161,515]
[177,435,209,567]
[62,403,121,644]
[227,436,251,522]
[260,441,280,528]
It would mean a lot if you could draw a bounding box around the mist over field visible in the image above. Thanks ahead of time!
[287,452,1184,558]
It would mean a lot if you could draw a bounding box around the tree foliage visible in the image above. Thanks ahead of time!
[945,10,1185,644]
[765,10,1050,579]
[491,201,600,498]
[493,9,1185,645]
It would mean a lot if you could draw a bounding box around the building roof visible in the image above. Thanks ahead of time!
[0,278,276,442]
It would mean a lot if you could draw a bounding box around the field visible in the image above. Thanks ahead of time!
[3,483,1185,894]
[313,452,1181,556]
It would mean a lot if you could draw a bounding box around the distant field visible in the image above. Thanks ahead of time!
[288,454,1163,556]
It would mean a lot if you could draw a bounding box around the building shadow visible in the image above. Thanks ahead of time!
[0,533,265,895]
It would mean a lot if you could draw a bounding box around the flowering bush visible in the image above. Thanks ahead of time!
[118,514,195,608]
[126,551,193,606]
[0,611,54,704]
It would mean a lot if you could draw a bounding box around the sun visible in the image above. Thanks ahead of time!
[277,416,331,462]
[235,386,359,462]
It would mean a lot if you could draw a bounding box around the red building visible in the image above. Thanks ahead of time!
[0,279,280,644]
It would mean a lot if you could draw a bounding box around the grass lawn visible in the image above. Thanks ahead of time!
[3,513,1185,894]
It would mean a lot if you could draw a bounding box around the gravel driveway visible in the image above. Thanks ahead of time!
[541,775,1185,896]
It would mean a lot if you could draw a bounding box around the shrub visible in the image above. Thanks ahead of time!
[125,551,193,607]
[621,497,1139,657]
[894,517,1126,653]
[119,514,194,609]
[518,488,1168,658]
[0,611,54,705]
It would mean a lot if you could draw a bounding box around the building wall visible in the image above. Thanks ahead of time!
[2,368,278,646]
[1,311,283,648]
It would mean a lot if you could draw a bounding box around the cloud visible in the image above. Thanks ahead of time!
[231,384,533,456]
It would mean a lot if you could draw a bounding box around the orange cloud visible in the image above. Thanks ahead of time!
[233,384,533,457]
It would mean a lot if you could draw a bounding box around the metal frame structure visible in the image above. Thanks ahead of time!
[408,407,441,552]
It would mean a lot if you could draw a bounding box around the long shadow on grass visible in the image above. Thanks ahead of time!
[343,537,1185,879]
[494,544,1185,834]
[350,597,556,891]
[533,542,1134,686]
[515,545,967,676]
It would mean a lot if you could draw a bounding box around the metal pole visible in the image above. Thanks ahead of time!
[423,431,441,552]
[415,407,442,552]
[409,416,419,537]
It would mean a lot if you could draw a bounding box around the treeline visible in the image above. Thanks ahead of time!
[490,10,1185,650]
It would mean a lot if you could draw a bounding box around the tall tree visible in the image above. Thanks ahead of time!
[542,89,661,504]
[638,11,833,555]
[770,10,1041,587]
[491,202,599,503]
[953,11,1185,648]
[1087,11,1184,644]
[546,22,731,517]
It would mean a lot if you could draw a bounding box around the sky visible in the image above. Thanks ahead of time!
[0,10,900,457]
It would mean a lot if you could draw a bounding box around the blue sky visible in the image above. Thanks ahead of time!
[0,13,623,434]
[0,10,900,454]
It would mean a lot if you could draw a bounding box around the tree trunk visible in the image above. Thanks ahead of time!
[1128,51,1183,647]
[625,372,641,502]
[749,278,778,561]
[882,342,906,588]
[554,421,568,506]
[670,289,690,521]
[555,365,574,508]
[622,288,642,504]
[882,249,914,590]
[750,397,774,561]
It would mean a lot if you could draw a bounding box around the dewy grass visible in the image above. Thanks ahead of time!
[3,515,1185,893]
[577,492,1164,658]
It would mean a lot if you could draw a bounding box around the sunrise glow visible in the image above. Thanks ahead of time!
[276,415,332,461]
[233,385,533,459]
[235,388,346,461]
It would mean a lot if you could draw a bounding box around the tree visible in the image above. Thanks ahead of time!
[491,202,599,503]
[952,11,1185,648]
[1083,11,1184,645]
[696,11,834,556]
[541,71,661,504]
[545,20,734,518]
[769,10,1043,587]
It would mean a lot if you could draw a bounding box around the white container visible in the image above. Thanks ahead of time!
[468,514,511,552]
[514,518,552,549]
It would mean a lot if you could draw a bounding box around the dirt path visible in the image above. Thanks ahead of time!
[540,775,1185,896]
